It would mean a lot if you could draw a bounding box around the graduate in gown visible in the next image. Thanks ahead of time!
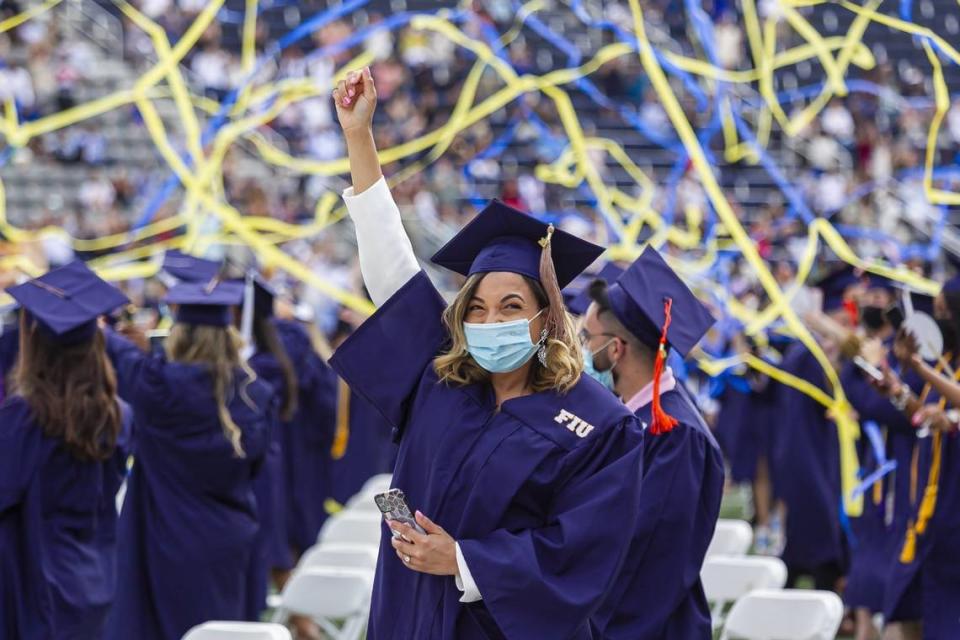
[581,247,724,640]
[879,278,960,639]
[330,68,646,639]
[0,261,131,640]
[837,274,904,638]
[773,267,862,590]
[329,375,396,505]
[242,276,295,618]
[104,279,273,640]
[272,316,339,553]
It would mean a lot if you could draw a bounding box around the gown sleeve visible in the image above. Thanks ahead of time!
[105,329,161,406]
[329,271,447,433]
[342,176,421,307]
[0,403,42,511]
[456,418,645,639]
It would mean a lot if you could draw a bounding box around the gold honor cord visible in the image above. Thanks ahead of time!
[0,0,955,481]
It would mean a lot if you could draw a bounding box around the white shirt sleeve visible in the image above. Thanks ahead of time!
[454,542,483,603]
[342,176,421,307]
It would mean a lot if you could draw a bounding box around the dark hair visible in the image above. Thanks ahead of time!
[587,279,655,361]
[253,316,298,422]
[14,314,122,462]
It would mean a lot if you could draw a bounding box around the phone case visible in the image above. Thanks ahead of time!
[374,488,426,539]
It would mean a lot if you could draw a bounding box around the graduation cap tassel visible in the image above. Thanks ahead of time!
[537,224,569,348]
[649,297,679,436]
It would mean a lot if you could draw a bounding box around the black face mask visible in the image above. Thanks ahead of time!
[937,319,958,356]
[861,306,886,331]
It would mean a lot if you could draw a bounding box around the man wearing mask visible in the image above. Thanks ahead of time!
[583,247,724,640]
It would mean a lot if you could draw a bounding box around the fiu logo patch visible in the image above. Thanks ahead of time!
[553,409,595,438]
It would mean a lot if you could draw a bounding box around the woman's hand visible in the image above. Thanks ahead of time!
[333,66,377,135]
[390,511,458,577]
[869,362,901,398]
[912,404,957,434]
[893,327,921,370]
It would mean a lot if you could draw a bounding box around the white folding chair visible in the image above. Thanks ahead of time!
[344,492,383,515]
[702,556,788,630]
[298,543,379,571]
[705,519,754,558]
[359,473,393,497]
[317,512,384,547]
[719,589,844,640]
[272,567,374,640]
[181,621,291,640]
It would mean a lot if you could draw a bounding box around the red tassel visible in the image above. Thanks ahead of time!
[649,298,679,436]
[843,299,859,327]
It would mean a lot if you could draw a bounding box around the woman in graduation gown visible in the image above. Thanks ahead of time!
[104,279,273,640]
[0,261,131,639]
[242,277,297,618]
[330,68,645,639]
[272,316,339,553]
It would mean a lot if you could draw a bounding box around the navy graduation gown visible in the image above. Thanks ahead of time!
[330,272,646,640]
[773,342,846,574]
[591,384,724,640]
[246,350,288,619]
[273,319,339,552]
[330,382,397,505]
[0,395,130,640]
[840,361,902,613]
[103,331,270,640]
[884,425,960,636]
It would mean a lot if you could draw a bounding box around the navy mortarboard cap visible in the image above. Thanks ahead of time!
[865,272,896,293]
[253,277,275,318]
[567,262,625,316]
[162,249,222,284]
[609,247,714,357]
[233,273,276,318]
[608,246,715,435]
[814,264,861,313]
[430,200,604,289]
[164,280,244,327]
[942,274,960,295]
[5,260,129,344]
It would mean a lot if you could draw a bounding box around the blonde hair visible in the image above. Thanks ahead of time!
[433,272,583,393]
[165,323,257,457]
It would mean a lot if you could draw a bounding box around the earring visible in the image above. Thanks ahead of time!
[537,329,549,366]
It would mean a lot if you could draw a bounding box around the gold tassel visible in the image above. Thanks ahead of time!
[900,520,917,564]
[915,432,942,535]
[330,378,351,460]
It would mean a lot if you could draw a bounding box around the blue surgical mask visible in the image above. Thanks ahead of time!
[464,309,546,374]
[582,340,616,391]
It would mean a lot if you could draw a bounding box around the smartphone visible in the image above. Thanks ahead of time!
[884,305,905,330]
[374,488,425,540]
[853,355,885,383]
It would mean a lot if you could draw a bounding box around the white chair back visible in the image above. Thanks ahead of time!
[702,556,787,629]
[272,567,374,640]
[344,493,383,515]
[719,589,844,640]
[705,519,753,558]
[182,622,291,640]
[318,512,384,547]
[299,543,379,571]
[359,473,393,496]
